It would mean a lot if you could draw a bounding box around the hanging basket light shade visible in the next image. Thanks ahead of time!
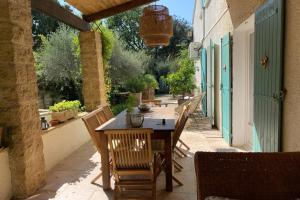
[140,5,173,47]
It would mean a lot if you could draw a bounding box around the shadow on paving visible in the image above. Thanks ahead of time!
[26,142,114,200]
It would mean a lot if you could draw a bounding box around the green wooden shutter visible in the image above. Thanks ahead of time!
[221,33,232,145]
[253,0,284,152]
[201,48,207,116]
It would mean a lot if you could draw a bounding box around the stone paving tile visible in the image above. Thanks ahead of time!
[26,114,242,200]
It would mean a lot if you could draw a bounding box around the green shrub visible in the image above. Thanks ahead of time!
[49,100,81,112]
[125,77,146,93]
[165,49,196,97]
[111,103,127,115]
[143,74,159,89]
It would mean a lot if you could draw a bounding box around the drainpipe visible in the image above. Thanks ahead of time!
[201,0,210,44]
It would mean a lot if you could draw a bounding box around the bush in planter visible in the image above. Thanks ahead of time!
[143,74,158,89]
[125,77,146,105]
[165,49,196,100]
[49,100,81,122]
[142,74,159,100]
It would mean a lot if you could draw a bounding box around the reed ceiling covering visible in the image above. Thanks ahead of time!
[65,0,155,21]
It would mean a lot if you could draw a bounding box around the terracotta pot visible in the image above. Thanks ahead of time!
[51,109,78,122]
[142,88,155,100]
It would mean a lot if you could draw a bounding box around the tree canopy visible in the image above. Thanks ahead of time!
[107,8,145,51]
[35,25,82,102]
[165,49,196,97]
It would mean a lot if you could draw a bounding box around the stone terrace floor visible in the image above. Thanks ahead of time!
[26,113,243,200]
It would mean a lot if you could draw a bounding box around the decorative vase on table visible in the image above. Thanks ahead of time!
[130,113,144,128]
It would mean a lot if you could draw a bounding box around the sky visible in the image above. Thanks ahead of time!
[59,0,195,24]
[158,0,195,24]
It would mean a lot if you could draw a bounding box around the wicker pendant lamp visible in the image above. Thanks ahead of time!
[140,5,173,47]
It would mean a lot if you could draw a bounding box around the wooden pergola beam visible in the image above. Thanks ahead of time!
[83,0,156,22]
[31,0,90,31]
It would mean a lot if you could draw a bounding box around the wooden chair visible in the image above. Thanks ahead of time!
[153,105,190,186]
[82,108,111,186]
[194,152,300,200]
[171,105,190,185]
[173,103,191,158]
[177,95,203,152]
[102,105,114,120]
[106,128,157,200]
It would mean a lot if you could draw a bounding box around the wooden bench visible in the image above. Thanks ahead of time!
[194,152,300,200]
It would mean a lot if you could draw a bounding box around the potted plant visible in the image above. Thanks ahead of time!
[165,49,196,105]
[125,77,146,106]
[49,100,81,122]
[142,74,159,100]
[125,94,137,124]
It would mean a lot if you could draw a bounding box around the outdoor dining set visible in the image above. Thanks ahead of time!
[82,99,196,199]
[81,95,300,200]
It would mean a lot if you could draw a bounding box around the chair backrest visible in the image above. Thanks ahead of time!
[93,107,107,124]
[82,110,103,154]
[175,95,200,115]
[173,106,189,150]
[188,95,201,114]
[194,152,300,200]
[106,128,153,170]
[102,105,114,120]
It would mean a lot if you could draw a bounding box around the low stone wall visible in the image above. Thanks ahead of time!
[0,149,12,200]
[42,113,91,171]
[0,114,91,199]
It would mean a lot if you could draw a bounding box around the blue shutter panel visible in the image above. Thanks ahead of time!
[221,33,232,145]
[253,0,284,152]
[201,48,207,116]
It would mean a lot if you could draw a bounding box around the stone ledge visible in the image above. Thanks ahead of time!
[42,112,88,135]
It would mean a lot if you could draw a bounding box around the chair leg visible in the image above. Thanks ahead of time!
[179,139,190,150]
[152,180,156,200]
[91,173,102,185]
[172,176,183,186]
[173,159,183,169]
[174,149,184,158]
[174,164,182,172]
[175,146,188,157]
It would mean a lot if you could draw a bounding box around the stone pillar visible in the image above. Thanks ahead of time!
[79,31,107,112]
[0,0,45,198]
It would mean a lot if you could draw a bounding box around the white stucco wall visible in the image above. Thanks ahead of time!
[193,0,203,94]
[193,0,233,129]
[232,14,254,147]
[43,115,91,171]
[0,149,12,200]
[282,0,300,152]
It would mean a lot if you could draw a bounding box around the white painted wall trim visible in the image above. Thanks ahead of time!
[232,14,254,147]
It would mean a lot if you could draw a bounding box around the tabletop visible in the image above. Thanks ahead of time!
[95,107,176,132]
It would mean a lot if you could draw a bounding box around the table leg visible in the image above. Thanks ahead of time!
[99,131,111,190]
[164,133,173,192]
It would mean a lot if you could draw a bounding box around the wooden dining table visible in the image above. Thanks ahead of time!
[95,106,176,192]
